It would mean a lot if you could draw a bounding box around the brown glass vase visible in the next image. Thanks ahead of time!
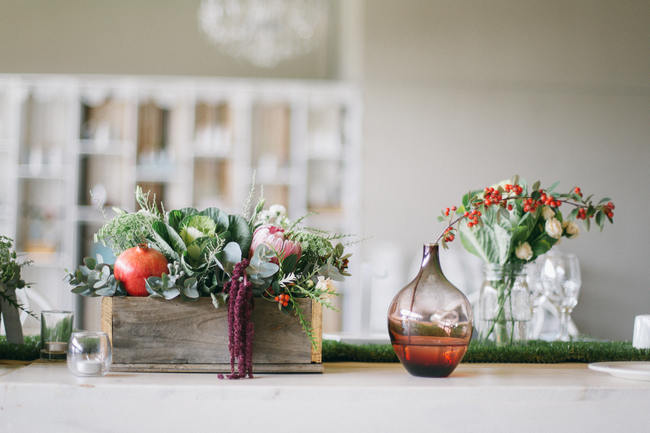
[388,244,473,377]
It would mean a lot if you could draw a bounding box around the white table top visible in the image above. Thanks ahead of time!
[1,362,649,433]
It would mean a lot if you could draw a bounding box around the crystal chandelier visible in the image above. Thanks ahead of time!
[198,0,328,68]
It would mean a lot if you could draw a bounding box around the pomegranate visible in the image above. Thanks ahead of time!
[113,244,169,296]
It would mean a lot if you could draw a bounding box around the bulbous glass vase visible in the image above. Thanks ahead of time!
[388,244,473,377]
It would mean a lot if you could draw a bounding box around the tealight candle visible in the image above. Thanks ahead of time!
[67,331,111,377]
[45,342,68,353]
[76,359,102,375]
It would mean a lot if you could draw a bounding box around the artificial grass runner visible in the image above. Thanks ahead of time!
[322,340,650,364]
[2,336,650,364]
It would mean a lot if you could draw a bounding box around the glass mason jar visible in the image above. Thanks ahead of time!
[478,264,531,346]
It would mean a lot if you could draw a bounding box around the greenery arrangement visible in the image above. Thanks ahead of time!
[0,235,32,315]
[67,187,352,379]
[434,176,615,344]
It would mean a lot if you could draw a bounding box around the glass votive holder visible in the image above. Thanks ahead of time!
[67,331,112,377]
[40,310,74,360]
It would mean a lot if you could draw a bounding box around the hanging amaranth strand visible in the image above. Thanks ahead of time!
[219,259,254,379]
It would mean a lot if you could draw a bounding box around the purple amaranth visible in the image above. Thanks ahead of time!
[220,259,254,380]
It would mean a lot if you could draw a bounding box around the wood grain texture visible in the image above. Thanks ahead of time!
[311,301,322,363]
[102,297,322,372]
[110,362,323,373]
[101,296,112,343]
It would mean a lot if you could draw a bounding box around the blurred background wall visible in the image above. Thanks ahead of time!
[1,0,648,340]
[0,0,339,78]
[360,0,649,340]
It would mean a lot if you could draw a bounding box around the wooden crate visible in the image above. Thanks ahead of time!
[101,296,322,373]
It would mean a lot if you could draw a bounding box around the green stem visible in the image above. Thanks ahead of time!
[482,265,519,346]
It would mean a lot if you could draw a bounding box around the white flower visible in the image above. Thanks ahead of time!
[515,242,533,261]
[563,220,580,239]
[541,206,555,221]
[269,204,287,217]
[545,217,563,239]
[315,276,336,292]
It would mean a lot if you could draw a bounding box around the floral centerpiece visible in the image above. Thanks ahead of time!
[435,176,615,345]
[67,188,351,378]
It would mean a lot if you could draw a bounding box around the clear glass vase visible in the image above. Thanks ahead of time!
[478,264,531,346]
[388,244,473,377]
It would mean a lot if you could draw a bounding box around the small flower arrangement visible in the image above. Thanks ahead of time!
[436,176,614,261]
[433,176,615,343]
[67,188,352,378]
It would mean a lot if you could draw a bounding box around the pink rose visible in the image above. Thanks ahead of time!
[249,225,302,263]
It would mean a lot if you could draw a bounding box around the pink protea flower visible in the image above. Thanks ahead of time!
[249,225,302,263]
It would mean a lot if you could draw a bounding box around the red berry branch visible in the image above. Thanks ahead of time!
[435,181,615,246]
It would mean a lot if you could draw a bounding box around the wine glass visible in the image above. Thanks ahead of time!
[540,252,581,341]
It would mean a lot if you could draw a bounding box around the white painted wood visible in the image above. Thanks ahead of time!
[1,362,649,433]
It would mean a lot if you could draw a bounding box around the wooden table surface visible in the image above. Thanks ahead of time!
[1,361,649,433]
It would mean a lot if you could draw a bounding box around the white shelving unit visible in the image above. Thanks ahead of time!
[0,74,362,334]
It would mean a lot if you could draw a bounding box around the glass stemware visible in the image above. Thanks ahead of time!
[540,252,581,341]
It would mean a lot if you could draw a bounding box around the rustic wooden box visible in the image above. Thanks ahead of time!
[101,297,322,373]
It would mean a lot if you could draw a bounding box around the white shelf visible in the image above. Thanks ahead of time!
[18,251,67,268]
[78,139,130,157]
[135,167,176,183]
[75,205,107,224]
[17,165,66,180]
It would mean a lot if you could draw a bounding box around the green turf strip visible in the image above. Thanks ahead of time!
[2,336,650,364]
[0,335,40,361]
[322,340,650,364]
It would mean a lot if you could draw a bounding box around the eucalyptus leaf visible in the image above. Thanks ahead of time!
[220,242,242,274]
[182,278,199,299]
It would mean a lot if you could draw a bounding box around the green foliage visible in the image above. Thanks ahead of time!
[452,178,613,265]
[246,244,280,294]
[0,236,33,315]
[78,188,256,300]
[95,210,159,254]
[66,255,126,297]
[146,261,199,301]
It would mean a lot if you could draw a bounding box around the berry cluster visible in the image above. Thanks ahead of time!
[504,183,523,195]
[274,293,290,307]
[435,180,615,247]
[463,209,481,227]
[442,227,455,242]
[443,206,457,216]
[482,186,504,206]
